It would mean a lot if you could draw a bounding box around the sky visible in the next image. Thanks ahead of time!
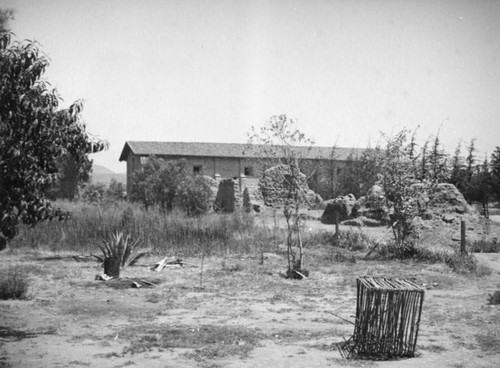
[3,0,500,173]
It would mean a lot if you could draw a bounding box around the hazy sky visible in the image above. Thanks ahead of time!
[3,0,500,172]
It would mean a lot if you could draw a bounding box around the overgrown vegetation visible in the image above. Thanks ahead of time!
[335,129,500,219]
[488,291,500,305]
[303,229,375,251]
[372,242,490,276]
[0,266,30,300]
[469,238,500,253]
[130,157,212,215]
[9,201,262,256]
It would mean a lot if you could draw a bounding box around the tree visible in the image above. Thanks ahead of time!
[47,154,92,200]
[463,139,477,203]
[428,134,448,182]
[242,187,251,213]
[0,31,108,250]
[177,175,213,216]
[449,142,464,188]
[380,130,427,257]
[157,159,190,212]
[130,157,211,215]
[106,178,126,202]
[247,114,313,278]
[418,139,429,181]
[336,147,383,198]
[490,147,500,203]
[129,156,163,210]
[467,159,492,217]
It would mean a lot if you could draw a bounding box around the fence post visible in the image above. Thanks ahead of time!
[335,210,339,237]
[460,219,467,254]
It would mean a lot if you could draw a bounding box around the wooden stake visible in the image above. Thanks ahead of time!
[335,210,339,236]
[460,219,467,254]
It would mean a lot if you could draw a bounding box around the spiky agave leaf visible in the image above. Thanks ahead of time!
[128,251,149,266]
[115,231,126,261]
[95,238,111,258]
[92,254,104,263]
[113,231,124,259]
[120,234,131,267]
[123,236,145,267]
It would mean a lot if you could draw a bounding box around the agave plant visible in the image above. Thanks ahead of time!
[95,231,149,268]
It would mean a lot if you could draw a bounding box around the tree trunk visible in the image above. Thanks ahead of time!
[104,257,121,278]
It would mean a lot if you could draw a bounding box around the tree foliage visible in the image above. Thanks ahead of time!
[0,31,107,249]
[106,178,126,202]
[379,130,434,257]
[467,158,492,217]
[242,187,251,213]
[130,157,211,215]
[491,147,500,203]
[336,148,383,198]
[177,175,212,216]
[47,154,92,200]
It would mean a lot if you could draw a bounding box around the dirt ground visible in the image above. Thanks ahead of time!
[1,216,500,368]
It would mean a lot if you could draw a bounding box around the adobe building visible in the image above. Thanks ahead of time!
[119,141,364,199]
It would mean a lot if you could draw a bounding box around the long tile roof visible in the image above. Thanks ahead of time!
[119,141,365,161]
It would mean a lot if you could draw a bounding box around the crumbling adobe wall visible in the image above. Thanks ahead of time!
[258,164,323,209]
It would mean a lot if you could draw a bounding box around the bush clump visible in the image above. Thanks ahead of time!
[303,229,375,251]
[488,291,500,305]
[442,252,478,275]
[0,266,30,300]
[469,238,500,253]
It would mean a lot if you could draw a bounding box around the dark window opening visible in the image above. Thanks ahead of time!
[244,167,254,176]
[193,165,202,175]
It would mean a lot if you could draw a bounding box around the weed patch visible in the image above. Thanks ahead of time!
[476,331,500,354]
[469,238,500,253]
[488,290,500,304]
[121,324,262,358]
[9,202,269,256]
[443,252,478,275]
[0,266,30,300]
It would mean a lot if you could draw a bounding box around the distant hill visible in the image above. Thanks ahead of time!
[91,165,126,185]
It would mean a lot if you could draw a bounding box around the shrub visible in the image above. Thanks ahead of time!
[337,230,376,251]
[80,182,107,203]
[488,291,500,305]
[130,158,212,215]
[178,175,213,216]
[0,266,30,300]
[303,229,375,251]
[243,187,252,213]
[469,238,500,253]
[442,252,478,275]
[106,179,126,202]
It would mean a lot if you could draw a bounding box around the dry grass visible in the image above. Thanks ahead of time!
[1,201,500,367]
[9,201,265,257]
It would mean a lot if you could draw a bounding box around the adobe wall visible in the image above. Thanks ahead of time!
[124,153,345,200]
